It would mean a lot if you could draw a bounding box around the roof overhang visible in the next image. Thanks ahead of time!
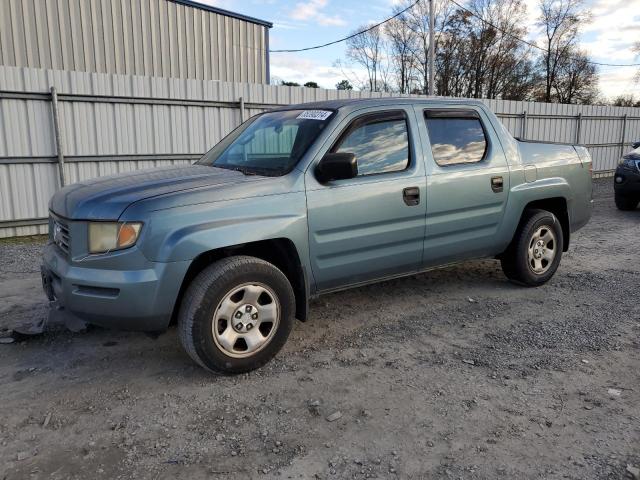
[170,0,273,28]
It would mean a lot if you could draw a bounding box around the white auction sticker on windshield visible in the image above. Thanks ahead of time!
[297,110,332,121]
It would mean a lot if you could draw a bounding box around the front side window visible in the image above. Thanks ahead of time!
[198,109,334,176]
[425,112,487,166]
[333,111,410,176]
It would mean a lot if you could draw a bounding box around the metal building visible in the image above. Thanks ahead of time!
[0,0,272,83]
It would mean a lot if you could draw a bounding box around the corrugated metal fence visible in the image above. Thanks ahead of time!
[0,0,269,83]
[1,65,638,238]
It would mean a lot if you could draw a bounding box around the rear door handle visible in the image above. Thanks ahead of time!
[491,176,504,193]
[403,186,420,206]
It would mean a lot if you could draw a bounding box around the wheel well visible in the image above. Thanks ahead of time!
[522,197,570,251]
[170,238,308,325]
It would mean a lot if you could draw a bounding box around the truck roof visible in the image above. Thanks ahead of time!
[280,96,488,112]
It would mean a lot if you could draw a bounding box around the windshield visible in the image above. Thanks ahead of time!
[197,109,334,176]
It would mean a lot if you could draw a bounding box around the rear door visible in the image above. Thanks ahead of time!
[416,106,510,266]
[305,106,427,291]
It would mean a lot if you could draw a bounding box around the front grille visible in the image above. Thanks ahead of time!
[52,218,70,255]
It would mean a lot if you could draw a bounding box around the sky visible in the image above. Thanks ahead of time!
[200,0,640,100]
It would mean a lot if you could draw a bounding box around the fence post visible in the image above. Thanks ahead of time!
[521,110,527,139]
[239,96,245,123]
[575,113,582,145]
[620,114,627,158]
[50,86,66,187]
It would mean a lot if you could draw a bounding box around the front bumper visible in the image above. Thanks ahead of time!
[614,165,640,196]
[41,242,190,331]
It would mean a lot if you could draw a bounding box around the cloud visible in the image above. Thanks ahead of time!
[270,54,367,87]
[290,0,326,20]
[290,0,347,26]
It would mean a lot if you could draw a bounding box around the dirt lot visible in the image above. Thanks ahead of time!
[0,178,638,480]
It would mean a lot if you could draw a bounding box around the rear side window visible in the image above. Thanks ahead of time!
[424,112,487,166]
[334,111,410,176]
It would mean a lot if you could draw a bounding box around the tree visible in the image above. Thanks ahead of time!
[346,24,385,91]
[552,49,598,104]
[335,79,353,90]
[398,0,452,94]
[435,0,538,100]
[385,12,418,93]
[470,0,538,100]
[281,81,300,87]
[633,42,640,83]
[612,95,640,107]
[304,81,319,88]
[537,0,587,103]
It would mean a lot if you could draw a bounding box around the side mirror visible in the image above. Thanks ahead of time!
[315,152,358,183]
[632,141,640,149]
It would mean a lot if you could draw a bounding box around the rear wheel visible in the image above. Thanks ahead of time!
[615,193,639,211]
[178,256,295,374]
[501,209,564,286]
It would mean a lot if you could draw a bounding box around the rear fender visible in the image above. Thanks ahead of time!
[500,178,572,249]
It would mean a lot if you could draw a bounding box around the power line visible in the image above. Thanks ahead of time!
[269,0,422,53]
[447,0,640,67]
[270,0,640,68]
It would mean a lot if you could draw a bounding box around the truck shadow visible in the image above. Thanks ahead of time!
[1,258,519,381]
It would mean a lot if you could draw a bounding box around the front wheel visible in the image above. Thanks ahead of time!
[178,256,295,374]
[500,209,564,287]
[615,193,639,211]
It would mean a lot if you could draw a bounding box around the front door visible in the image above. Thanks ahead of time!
[306,107,427,292]
[417,106,511,266]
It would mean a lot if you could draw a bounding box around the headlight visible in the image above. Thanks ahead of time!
[620,158,637,169]
[88,222,143,254]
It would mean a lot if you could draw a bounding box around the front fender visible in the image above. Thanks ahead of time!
[134,192,310,264]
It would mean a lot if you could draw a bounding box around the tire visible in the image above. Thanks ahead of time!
[614,193,639,211]
[500,209,564,287]
[178,255,295,374]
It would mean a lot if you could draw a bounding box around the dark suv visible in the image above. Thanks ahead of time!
[614,143,640,210]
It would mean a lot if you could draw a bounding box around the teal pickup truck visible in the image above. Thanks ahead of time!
[42,98,593,374]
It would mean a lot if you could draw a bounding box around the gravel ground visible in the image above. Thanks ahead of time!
[0,178,639,480]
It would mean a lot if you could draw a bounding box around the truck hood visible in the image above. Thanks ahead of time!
[49,165,264,220]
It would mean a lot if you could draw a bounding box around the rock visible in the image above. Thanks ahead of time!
[43,413,52,428]
[16,451,29,461]
[581,359,589,364]
[308,400,321,416]
[462,359,475,365]
[627,464,640,480]
[326,411,342,422]
[0,337,15,344]
[607,388,621,397]
[231,451,237,456]
[467,297,477,303]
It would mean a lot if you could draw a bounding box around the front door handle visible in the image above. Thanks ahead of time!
[403,186,420,206]
[491,176,504,193]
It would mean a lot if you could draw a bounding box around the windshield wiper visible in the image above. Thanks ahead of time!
[219,165,280,177]
[221,166,258,176]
